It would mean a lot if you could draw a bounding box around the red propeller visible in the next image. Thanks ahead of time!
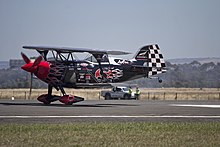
[21,52,31,64]
[21,52,43,99]
[21,52,43,73]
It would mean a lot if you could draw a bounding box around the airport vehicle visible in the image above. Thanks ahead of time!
[21,44,166,105]
[101,86,135,100]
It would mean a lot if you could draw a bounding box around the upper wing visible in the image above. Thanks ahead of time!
[23,46,131,55]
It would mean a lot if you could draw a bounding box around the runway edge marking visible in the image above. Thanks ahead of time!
[171,104,220,108]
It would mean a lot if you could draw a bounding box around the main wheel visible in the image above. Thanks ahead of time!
[43,101,51,105]
[37,94,51,105]
[65,102,73,105]
[105,93,111,100]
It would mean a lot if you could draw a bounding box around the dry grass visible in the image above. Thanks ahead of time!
[0,122,220,147]
[0,88,220,100]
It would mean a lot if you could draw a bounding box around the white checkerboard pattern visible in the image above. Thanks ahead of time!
[147,44,166,76]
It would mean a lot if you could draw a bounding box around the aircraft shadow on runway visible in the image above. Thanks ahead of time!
[0,102,139,108]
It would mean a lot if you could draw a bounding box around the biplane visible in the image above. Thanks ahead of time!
[21,44,166,105]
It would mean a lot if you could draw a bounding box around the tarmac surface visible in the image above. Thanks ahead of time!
[0,99,220,123]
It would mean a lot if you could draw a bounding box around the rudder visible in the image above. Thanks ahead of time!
[133,44,166,77]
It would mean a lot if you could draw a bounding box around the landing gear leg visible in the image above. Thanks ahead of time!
[59,86,66,96]
[48,84,53,97]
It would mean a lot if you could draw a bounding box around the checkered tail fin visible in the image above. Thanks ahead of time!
[134,44,166,77]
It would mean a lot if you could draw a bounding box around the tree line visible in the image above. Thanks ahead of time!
[128,61,220,88]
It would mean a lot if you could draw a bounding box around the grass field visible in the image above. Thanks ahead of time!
[1,122,220,147]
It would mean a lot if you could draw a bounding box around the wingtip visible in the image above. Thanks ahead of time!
[23,46,30,49]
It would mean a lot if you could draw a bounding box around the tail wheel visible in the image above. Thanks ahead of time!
[158,78,163,83]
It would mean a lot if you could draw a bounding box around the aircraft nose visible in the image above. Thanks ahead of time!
[21,63,35,73]
[21,64,30,72]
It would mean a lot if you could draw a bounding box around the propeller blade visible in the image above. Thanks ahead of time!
[33,56,43,67]
[21,52,31,63]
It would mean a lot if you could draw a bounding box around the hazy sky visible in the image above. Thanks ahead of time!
[0,0,220,61]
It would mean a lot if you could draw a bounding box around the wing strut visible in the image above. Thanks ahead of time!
[36,50,48,61]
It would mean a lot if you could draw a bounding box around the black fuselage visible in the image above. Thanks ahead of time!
[45,60,146,89]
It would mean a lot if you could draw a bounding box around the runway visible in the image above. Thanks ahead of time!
[0,99,220,123]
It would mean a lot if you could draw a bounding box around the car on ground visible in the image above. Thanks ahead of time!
[101,86,136,100]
